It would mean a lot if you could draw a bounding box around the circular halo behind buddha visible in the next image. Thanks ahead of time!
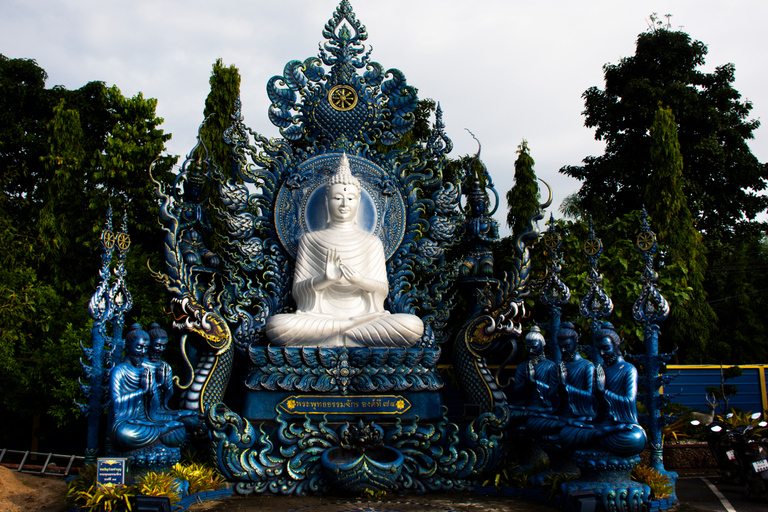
[275,153,406,260]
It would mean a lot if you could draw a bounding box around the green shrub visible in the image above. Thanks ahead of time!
[169,462,226,494]
[482,456,521,488]
[77,482,136,512]
[542,471,577,499]
[66,464,98,507]
[631,465,674,499]
[136,471,181,505]
[66,460,226,510]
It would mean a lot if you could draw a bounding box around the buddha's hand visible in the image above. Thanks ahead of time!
[340,262,367,289]
[141,367,155,396]
[559,361,568,384]
[595,365,606,393]
[325,249,343,282]
[527,361,536,382]
[598,423,632,436]
[158,365,171,387]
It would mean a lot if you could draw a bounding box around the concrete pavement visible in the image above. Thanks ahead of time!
[185,476,768,512]
[187,493,556,512]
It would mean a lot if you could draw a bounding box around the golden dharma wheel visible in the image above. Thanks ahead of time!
[636,231,656,251]
[102,230,116,250]
[116,232,131,251]
[328,84,358,111]
[543,232,561,249]
[583,237,602,257]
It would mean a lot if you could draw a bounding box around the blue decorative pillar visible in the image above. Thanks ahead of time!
[539,215,570,364]
[78,208,133,465]
[630,208,678,499]
[109,211,133,367]
[578,219,613,365]
[80,208,117,465]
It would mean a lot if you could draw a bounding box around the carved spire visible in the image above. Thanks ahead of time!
[328,153,361,188]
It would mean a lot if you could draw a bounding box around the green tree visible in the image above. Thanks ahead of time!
[560,24,767,239]
[506,140,540,242]
[0,54,176,450]
[197,58,241,172]
[558,22,768,363]
[549,213,644,350]
[705,236,768,363]
[647,104,716,361]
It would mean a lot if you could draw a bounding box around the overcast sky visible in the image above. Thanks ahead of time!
[2,0,767,235]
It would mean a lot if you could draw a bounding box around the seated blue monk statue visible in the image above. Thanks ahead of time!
[146,323,201,431]
[108,324,186,454]
[557,322,597,422]
[526,323,597,438]
[549,324,647,457]
[510,326,559,418]
[264,154,423,347]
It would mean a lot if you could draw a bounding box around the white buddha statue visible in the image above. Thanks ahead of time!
[265,154,424,347]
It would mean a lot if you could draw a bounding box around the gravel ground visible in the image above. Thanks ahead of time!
[0,444,721,512]
[0,467,68,512]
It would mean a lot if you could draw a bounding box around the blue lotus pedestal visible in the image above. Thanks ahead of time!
[321,445,404,493]
[564,451,649,512]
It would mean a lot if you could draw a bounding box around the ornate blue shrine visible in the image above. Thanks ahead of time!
[144,0,508,494]
[80,1,677,507]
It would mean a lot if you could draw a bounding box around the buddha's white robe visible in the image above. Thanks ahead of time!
[265,226,423,347]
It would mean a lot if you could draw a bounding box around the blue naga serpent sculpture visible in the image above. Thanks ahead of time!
[453,181,552,414]
[149,141,234,415]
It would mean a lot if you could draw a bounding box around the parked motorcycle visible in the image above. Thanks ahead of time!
[698,417,744,484]
[731,413,768,497]
[692,412,768,498]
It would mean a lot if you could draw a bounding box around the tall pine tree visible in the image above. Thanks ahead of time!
[506,140,540,241]
[647,104,716,360]
[197,58,241,173]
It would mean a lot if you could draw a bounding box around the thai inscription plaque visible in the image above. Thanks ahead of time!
[96,458,128,485]
[278,395,411,415]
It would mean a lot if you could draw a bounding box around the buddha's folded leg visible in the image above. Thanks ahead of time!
[549,425,599,449]
[598,424,647,456]
[345,314,423,347]
[525,415,566,436]
[160,422,187,447]
[113,419,184,451]
[265,313,342,346]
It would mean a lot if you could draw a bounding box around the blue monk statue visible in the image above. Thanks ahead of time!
[510,326,560,419]
[550,324,647,457]
[526,323,597,437]
[107,324,186,461]
[146,323,201,431]
[557,322,596,422]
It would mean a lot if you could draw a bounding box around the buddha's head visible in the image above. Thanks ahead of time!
[326,153,361,226]
[147,323,168,363]
[557,322,580,362]
[595,322,622,366]
[125,323,150,367]
[525,325,546,359]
